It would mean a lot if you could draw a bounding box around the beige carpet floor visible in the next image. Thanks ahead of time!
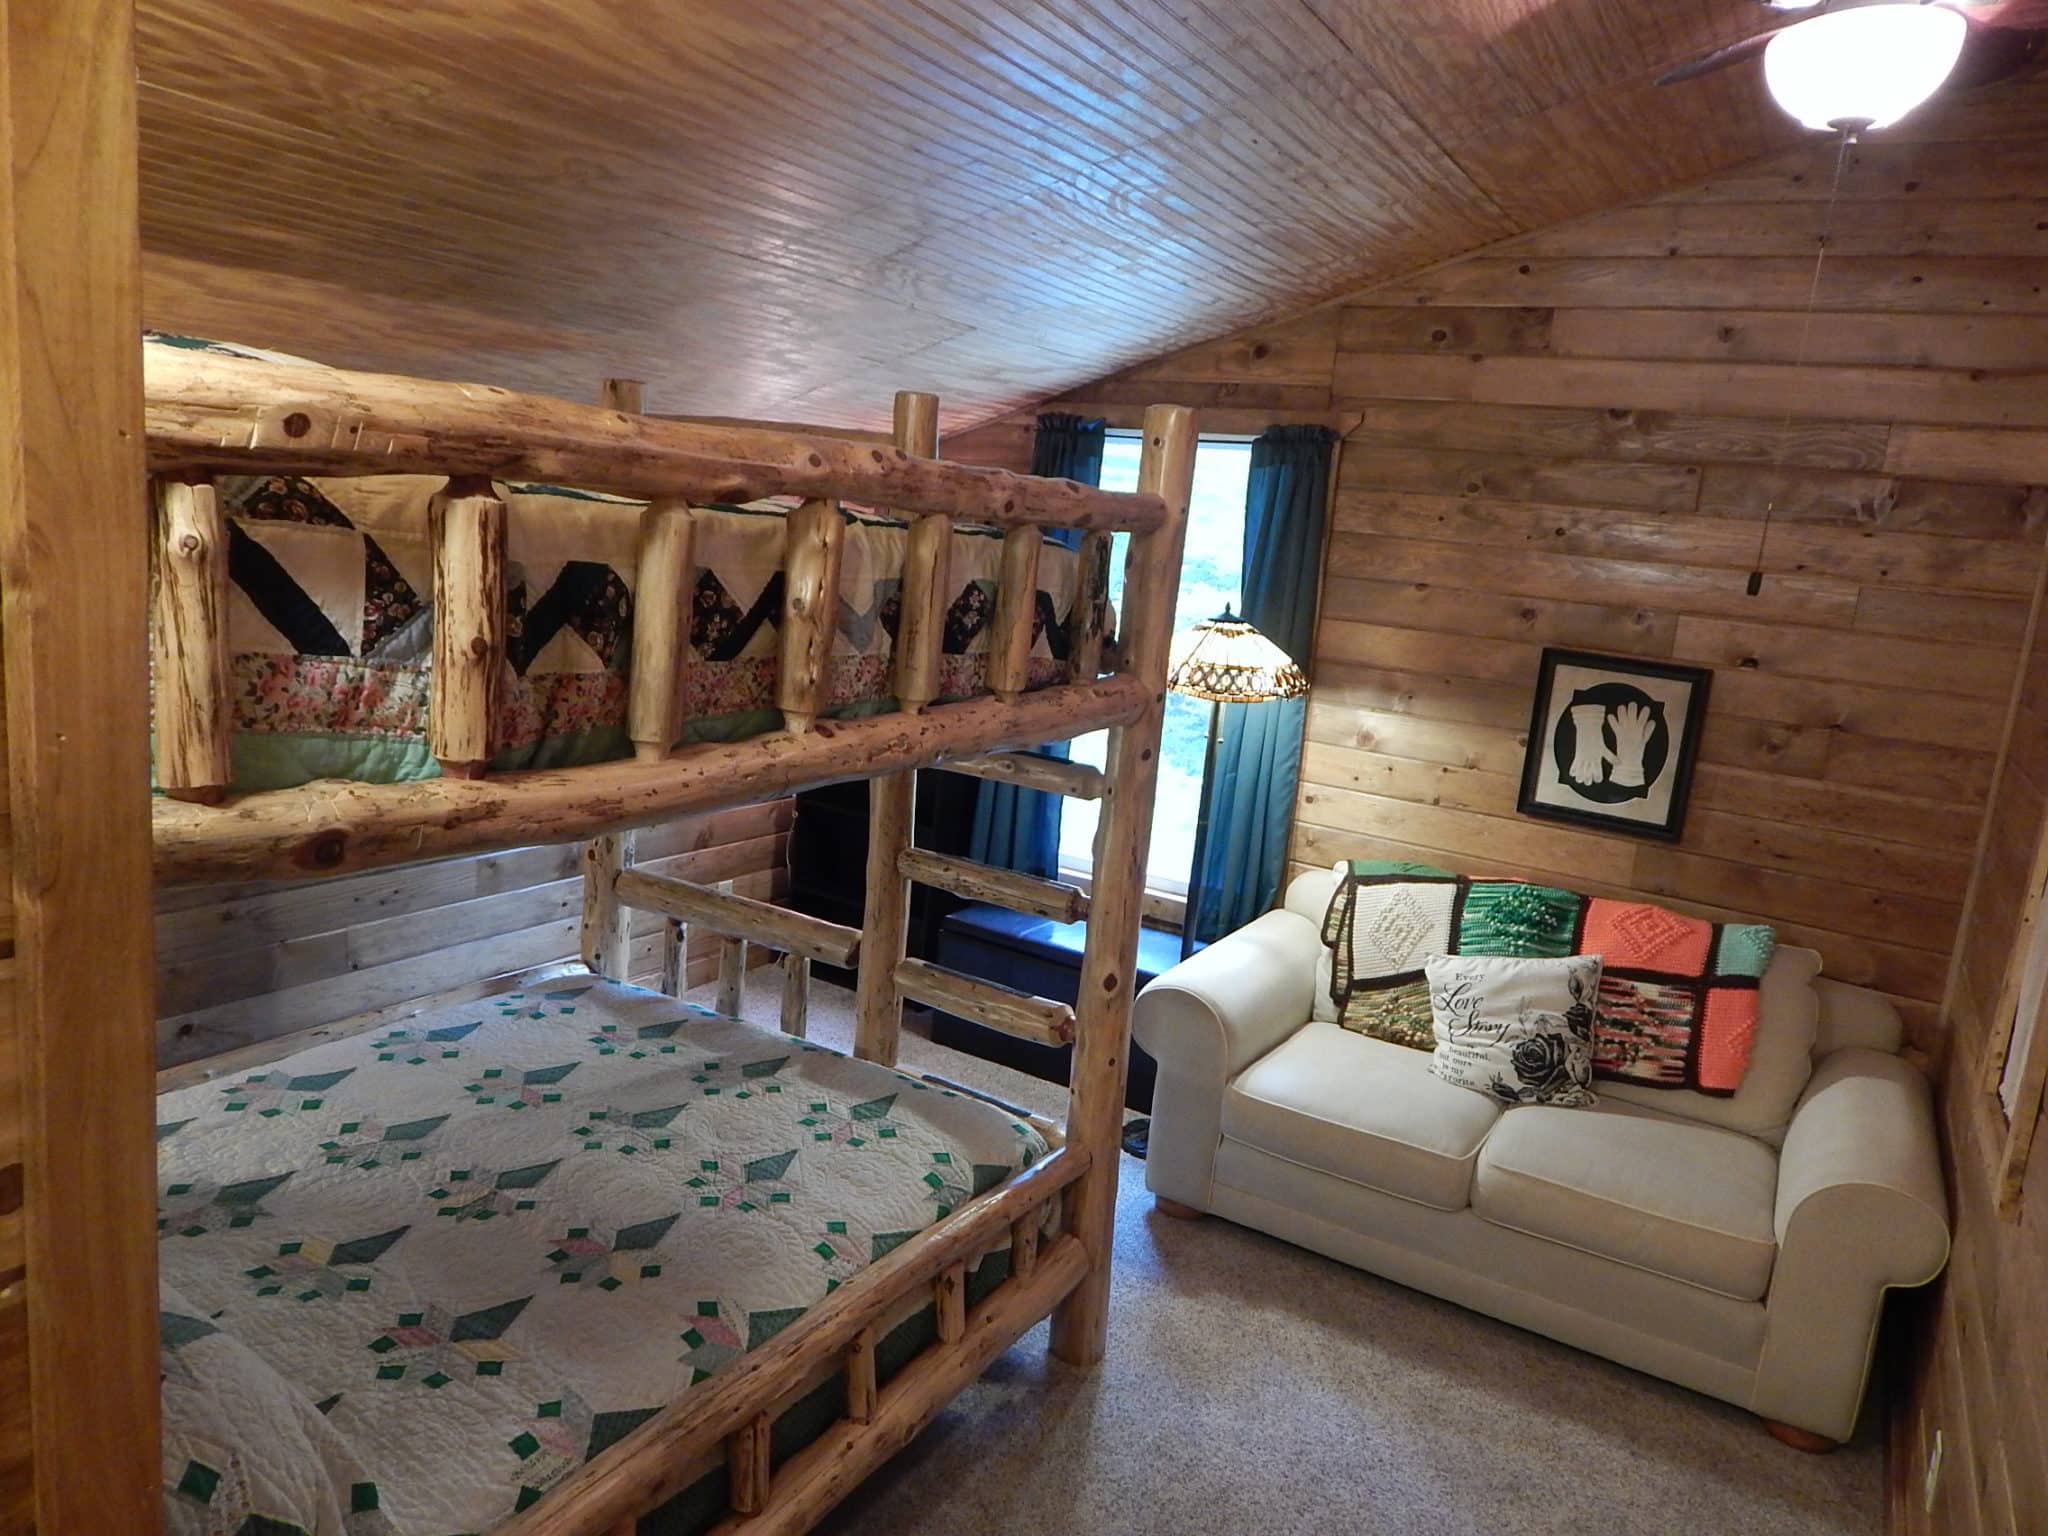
[689,972,1884,1536]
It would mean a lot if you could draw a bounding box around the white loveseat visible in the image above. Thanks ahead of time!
[1132,868,1950,1446]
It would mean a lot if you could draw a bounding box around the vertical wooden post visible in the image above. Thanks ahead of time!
[891,392,947,715]
[935,1261,967,1344]
[600,378,645,415]
[1010,1212,1040,1281]
[1050,404,1194,1368]
[580,833,634,981]
[777,498,845,734]
[987,526,1042,702]
[853,391,941,1064]
[1069,529,1112,683]
[845,1325,878,1425]
[428,475,507,780]
[726,1412,771,1516]
[717,938,747,1017]
[627,499,695,763]
[779,951,810,1038]
[0,0,161,1527]
[658,919,687,996]
[150,475,232,804]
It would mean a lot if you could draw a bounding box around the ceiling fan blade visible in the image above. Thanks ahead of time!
[1656,32,1774,87]
[1951,21,2048,84]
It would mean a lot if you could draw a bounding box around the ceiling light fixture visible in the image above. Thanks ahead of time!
[1763,3,1969,133]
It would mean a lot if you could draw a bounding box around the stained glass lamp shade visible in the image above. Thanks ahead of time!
[1166,608,1309,705]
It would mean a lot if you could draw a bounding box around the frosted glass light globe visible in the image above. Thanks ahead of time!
[1763,3,1968,132]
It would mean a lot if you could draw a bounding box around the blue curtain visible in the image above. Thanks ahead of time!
[968,414,1104,878]
[1183,425,1335,951]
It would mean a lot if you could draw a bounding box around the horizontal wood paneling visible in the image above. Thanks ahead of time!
[155,801,793,1068]
[1305,151,2048,1039]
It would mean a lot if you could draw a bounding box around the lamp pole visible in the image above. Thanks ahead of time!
[1183,694,1223,961]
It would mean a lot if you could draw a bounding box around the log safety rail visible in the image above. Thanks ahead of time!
[142,349,1167,532]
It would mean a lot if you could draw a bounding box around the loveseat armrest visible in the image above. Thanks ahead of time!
[1132,909,1321,1212]
[1135,909,1321,1083]
[1752,1048,1950,1441]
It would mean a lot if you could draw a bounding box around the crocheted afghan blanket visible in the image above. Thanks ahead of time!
[1322,860,1776,1096]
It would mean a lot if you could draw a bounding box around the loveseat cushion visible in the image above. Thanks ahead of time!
[1472,1101,1779,1301]
[1223,1023,1501,1211]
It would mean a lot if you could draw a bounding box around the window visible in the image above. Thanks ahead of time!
[1057,431,1254,900]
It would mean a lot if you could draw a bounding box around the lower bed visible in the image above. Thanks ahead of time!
[156,978,1049,1535]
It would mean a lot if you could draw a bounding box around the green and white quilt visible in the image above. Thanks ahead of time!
[157,979,1047,1536]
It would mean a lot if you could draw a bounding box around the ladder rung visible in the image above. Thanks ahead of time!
[899,847,1087,924]
[613,868,860,967]
[892,958,1076,1047]
[938,750,1106,800]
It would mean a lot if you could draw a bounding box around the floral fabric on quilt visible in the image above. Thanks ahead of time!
[156,979,1047,1536]
[1321,860,1776,1095]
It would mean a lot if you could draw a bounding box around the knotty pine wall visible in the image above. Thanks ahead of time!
[1899,587,2048,1532]
[0,657,23,1527]
[154,802,791,1069]
[953,86,2048,1529]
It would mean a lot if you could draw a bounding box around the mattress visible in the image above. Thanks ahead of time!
[157,978,1048,1535]
[146,335,1099,793]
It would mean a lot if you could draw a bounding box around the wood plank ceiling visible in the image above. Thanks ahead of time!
[136,0,1800,429]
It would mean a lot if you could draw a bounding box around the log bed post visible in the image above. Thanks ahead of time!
[852,391,940,1064]
[580,830,635,981]
[1,0,161,1526]
[427,475,508,780]
[1049,403,1194,1367]
[150,474,232,804]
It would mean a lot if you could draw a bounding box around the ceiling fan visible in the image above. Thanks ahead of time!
[1659,0,2047,131]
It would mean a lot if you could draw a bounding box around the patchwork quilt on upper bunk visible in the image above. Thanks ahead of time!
[144,334,1100,792]
[156,977,1049,1536]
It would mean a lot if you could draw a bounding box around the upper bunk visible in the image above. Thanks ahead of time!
[143,339,1187,887]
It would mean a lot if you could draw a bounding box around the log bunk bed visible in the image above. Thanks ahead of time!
[132,340,1195,1536]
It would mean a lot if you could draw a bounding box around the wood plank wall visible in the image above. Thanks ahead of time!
[154,802,792,1069]
[953,85,2048,1531]
[1899,566,2048,1531]
[959,90,2048,1054]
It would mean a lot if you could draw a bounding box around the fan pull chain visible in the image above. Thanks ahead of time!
[1748,125,1858,597]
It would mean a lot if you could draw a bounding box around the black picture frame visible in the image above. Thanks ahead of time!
[1516,648,1711,842]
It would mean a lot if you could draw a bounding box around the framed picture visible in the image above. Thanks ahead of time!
[1517,649,1711,842]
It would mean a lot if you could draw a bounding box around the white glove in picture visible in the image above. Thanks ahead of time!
[1567,702,1612,785]
[1608,701,1655,788]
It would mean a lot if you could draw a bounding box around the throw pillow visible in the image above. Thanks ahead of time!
[1424,953,1602,1108]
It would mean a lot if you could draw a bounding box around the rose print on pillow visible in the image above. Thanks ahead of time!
[1425,954,1601,1109]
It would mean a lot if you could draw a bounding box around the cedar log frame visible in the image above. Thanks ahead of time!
[127,325,1192,1534]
